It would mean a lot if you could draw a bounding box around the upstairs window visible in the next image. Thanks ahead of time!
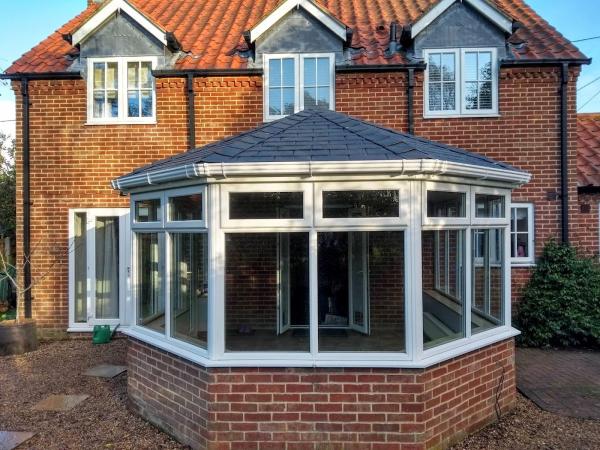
[424,48,498,117]
[264,53,335,121]
[87,57,156,124]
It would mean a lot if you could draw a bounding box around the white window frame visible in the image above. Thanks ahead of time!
[422,182,471,227]
[68,208,132,331]
[165,186,207,229]
[510,203,535,266]
[220,183,313,229]
[471,186,510,226]
[263,53,335,122]
[423,47,499,119]
[87,56,158,125]
[315,182,409,227]
[132,191,164,229]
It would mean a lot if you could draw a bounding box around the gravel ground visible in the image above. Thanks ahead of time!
[1,339,598,449]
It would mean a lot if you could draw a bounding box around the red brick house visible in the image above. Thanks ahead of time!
[2,0,592,448]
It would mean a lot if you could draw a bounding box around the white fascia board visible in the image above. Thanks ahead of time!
[72,0,167,46]
[250,0,347,43]
[112,160,531,191]
[411,0,513,38]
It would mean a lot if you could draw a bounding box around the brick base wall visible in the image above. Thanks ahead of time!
[128,338,516,450]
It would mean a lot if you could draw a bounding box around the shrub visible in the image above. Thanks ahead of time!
[516,241,600,348]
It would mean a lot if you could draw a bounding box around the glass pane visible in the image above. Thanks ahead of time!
[318,231,405,352]
[427,191,466,218]
[269,59,281,87]
[479,52,492,80]
[128,90,140,117]
[422,230,465,349]
[428,54,441,81]
[516,233,529,258]
[95,217,119,319]
[170,233,208,348]
[74,212,87,323]
[107,62,118,89]
[304,87,317,109]
[472,229,504,334]
[441,53,455,81]
[282,87,295,115]
[137,233,164,333]
[317,57,330,85]
[107,90,119,118]
[282,58,295,86]
[128,62,139,89]
[429,83,441,111]
[304,57,316,86]
[322,190,399,218]
[464,81,479,110]
[225,233,310,352]
[464,52,478,81]
[443,82,455,110]
[229,192,303,220]
[269,88,282,116]
[516,208,529,232]
[316,87,330,109]
[141,90,153,117]
[169,194,202,221]
[135,199,161,222]
[141,61,153,89]
[479,81,493,109]
[475,194,505,218]
[93,63,105,89]
[93,91,105,118]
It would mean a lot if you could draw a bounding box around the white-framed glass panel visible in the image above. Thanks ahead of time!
[170,232,208,349]
[315,183,408,227]
[69,208,131,329]
[224,232,310,352]
[317,230,406,352]
[472,228,504,334]
[423,182,470,226]
[510,203,535,265]
[424,50,458,116]
[471,187,509,225]
[264,55,298,121]
[87,57,157,124]
[136,232,164,334]
[166,186,206,229]
[300,54,335,111]
[133,194,162,227]
[461,48,497,115]
[422,229,466,349]
[221,183,312,228]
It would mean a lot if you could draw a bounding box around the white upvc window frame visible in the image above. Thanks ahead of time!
[220,183,313,229]
[86,56,158,125]
[423,47,499,119]
[315,181,409,227]
[132,191,164,229]
[263,53,335,122]
[165,186,207,230]
[510,203,535,266]
[68,208,132,332]
[422,182,471,227]
[471,186,510,226]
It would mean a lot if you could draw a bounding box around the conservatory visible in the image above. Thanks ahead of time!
[114,110,529,369]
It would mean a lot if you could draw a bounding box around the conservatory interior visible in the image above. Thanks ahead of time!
[114,110,529,368]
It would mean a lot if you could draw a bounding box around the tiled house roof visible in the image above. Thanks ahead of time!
[5,0,588,74]
[119,109,523,181]
[578,114,600,189]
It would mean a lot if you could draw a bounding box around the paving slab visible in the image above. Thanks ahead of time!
[0,431,35,450]
[516,348,600,419]
[32,395,89,412]
[83,364,127,378]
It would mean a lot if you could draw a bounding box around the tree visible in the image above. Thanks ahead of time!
[0,132,16,241]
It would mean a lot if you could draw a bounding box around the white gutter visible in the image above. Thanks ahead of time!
[112,160,531,191]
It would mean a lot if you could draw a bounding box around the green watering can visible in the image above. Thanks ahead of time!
[92,324,119,345]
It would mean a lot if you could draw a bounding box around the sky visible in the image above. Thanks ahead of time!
[1,0,600,138]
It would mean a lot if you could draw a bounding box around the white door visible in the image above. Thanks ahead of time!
[70,209,131,329]
[278,234,291,334]
[349,231,369,335]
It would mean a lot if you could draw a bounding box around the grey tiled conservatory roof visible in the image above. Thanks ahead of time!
[121,109,523,179]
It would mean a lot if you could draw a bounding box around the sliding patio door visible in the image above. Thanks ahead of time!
[70,209,131,329]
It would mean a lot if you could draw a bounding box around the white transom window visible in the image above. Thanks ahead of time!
[424,48,498,117]
[87,57,157,124]
[264,53,335,121]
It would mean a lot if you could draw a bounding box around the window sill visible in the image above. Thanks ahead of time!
[85,120,157,126]
[423,113,501,120]
[511,262,536,268]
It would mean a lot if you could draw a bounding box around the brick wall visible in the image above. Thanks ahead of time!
[12,65,582,331]
[574,193,600,257]
[128,337,516,450]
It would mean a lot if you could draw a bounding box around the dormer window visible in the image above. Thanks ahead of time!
[264,53,335,122]
[87,57,157,124]
[424,48,498,118]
